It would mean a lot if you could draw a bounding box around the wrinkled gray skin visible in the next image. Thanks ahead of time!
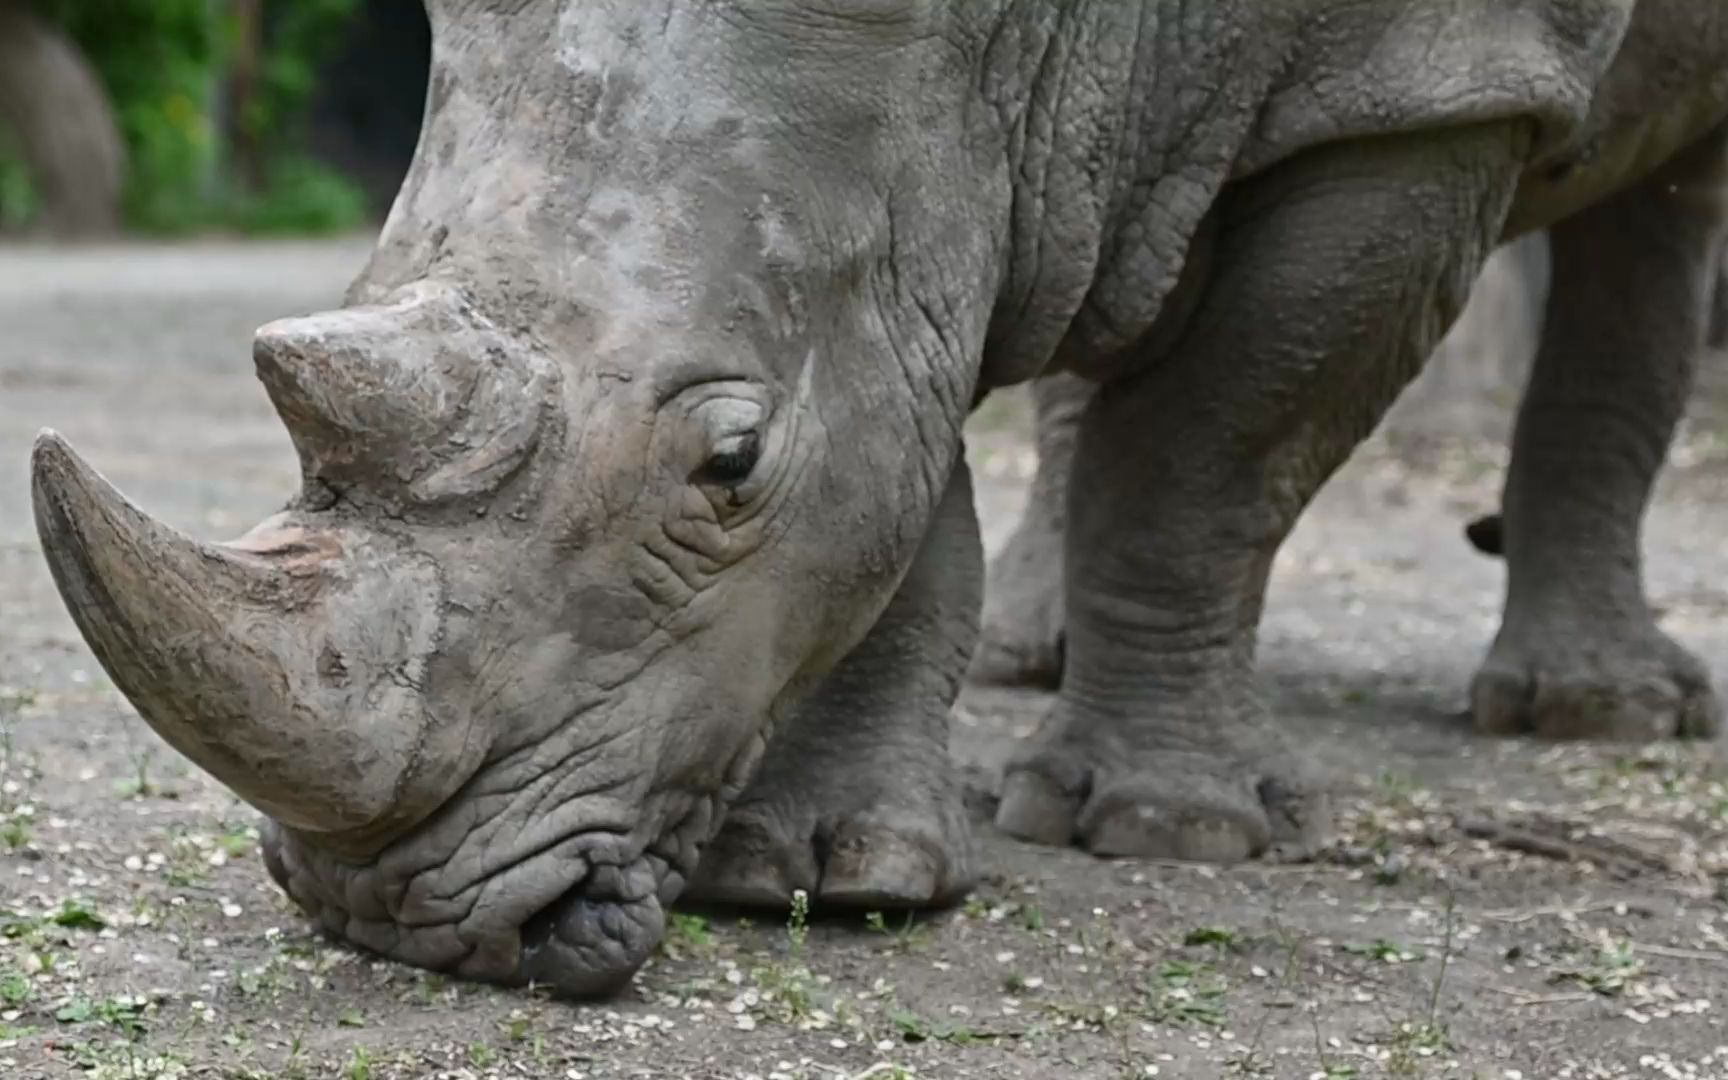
[981,135,1728,744]
[28,0,1728,996]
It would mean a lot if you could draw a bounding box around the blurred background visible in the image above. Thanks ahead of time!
[0,0,428,239]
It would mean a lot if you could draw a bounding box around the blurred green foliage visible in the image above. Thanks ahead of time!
[245,0,366,153]
[10,0,370,234]
[222,155,368,234]
[229,0,373,233]
[35,0,221,229]
[0,131,37,232]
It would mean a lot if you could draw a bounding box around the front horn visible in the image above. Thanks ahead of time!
[31,432,454,846]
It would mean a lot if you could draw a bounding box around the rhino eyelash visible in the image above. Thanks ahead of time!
[656,374,759,408]
[694,430,762,488]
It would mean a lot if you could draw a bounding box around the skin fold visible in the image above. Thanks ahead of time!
[28,0,1728,995]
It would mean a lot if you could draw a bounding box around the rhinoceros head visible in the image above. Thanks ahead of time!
[32,0,1008,995]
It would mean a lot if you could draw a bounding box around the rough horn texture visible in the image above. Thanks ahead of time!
[30,433,461,844]
[30,0,1728,998]
[254,281,557,510]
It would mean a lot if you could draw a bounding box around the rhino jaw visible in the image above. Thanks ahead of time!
[30,430,472,850]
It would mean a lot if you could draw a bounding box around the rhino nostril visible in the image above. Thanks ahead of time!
[317,644,350,687]
[519,872,667,998]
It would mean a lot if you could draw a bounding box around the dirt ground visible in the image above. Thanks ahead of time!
[5,239,1728,1080]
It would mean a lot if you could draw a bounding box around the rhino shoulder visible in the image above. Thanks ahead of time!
[1237,0,1638,178]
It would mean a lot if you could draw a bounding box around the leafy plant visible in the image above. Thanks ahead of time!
[786,887,810,958]
[50,899,106,931]
[1141,960,1228,1027]
[1341,938,1424,964]
[54,994,150,1037]
[657,911,715,959]
[889,1008,981,1045]
[1551,937,1643,997]
[1182,926,1242,951]
[866,909,930,953]
[0,968,32,1006]
[345,1046,373,1080]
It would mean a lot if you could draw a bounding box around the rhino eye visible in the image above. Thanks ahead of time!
[698,429,761,487]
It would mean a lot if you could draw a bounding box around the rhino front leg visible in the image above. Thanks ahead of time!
[1472,126,1728,741]
[687,460,982,909]
[996,124,1526,861]
[969,372,1093,689]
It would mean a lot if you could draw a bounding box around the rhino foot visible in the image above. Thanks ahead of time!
[687,765,974,910]
[969,527,1065,690]
[1472,620,1721,741]
[682,460,983,911]
[1474,125,1728,743]
[969,374,1093,691]
[993,705,1330,863]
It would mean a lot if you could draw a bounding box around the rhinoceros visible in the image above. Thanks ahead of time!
[29,0,1728,996]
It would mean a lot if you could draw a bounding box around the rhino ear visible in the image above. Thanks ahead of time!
[253,281,558,509]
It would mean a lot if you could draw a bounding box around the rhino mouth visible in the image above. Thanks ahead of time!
[517,837,679,996]
[257,732,763,997]
[260,827,672,998]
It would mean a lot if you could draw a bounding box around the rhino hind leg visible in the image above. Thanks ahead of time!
[686,462,982,909]
[996,124,1528,861]
[1472,125,1728,742]
[969,373,1093,689]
